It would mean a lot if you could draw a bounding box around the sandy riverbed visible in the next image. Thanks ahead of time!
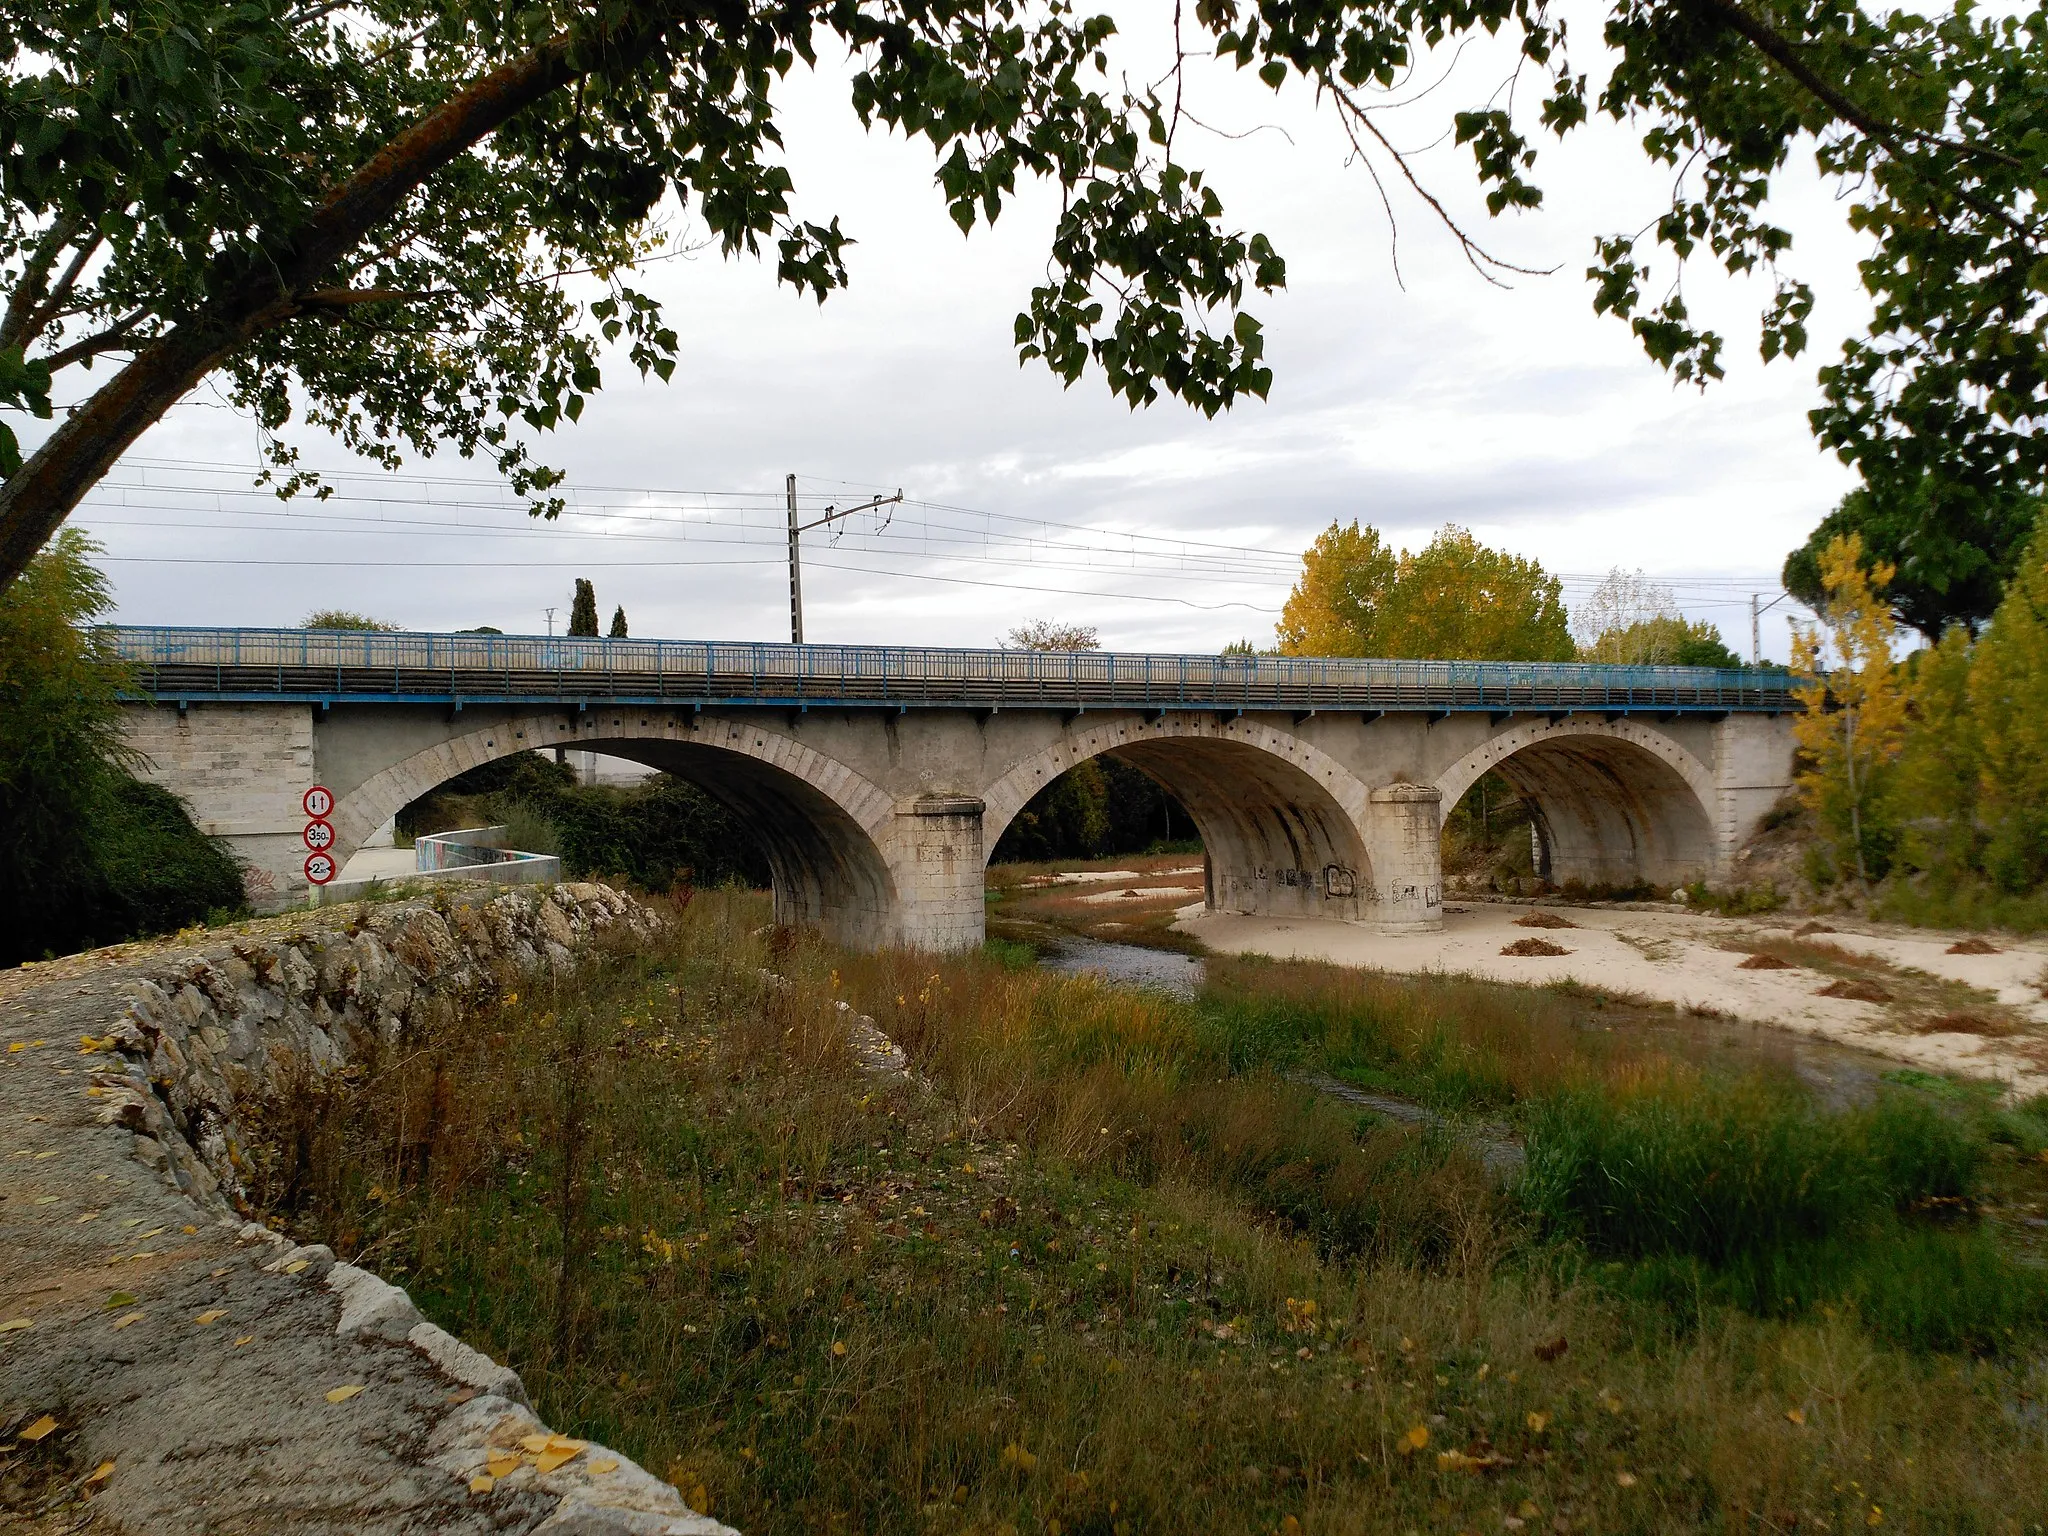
[1178,900,2048,1096]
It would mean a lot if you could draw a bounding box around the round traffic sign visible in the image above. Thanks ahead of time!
[304,851,337,885]
[303,818,336,852]
[303,785,334,818]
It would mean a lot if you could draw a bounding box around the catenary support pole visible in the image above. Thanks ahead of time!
[787,473,804,645]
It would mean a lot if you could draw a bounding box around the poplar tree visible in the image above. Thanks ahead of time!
[568,578,599,637]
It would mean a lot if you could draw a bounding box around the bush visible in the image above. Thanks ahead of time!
[0,532,247,964]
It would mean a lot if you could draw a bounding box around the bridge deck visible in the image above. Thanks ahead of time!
[111,626,1795,714]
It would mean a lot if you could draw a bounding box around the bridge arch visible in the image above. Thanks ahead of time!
[330,716,903,947]
[1432,719,1719,889]
[982,715,1379,922]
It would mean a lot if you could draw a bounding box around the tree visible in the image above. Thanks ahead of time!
[1574,570,1743,666]
[2,0,2044,594]
[0,531,244,961]
[608,605,628,639]
[1782,481,2041,641]
[1966,513,2048,892]
[1004,620,1100,652]
[1275,523,1398,659]
[303,609,396,631]
[1278,522,1573,662]
[568,579,599,638]
[1789,534,1908,889]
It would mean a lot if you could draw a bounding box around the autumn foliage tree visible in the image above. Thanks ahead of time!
[1790,534,1909,889]
[1277,523,1573,662]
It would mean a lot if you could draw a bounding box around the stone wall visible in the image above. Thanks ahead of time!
[5,881,732,1536]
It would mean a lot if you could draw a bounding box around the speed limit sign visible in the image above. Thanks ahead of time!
[303,818,336,852]
[304,851,337,885]
[303,785,334,818]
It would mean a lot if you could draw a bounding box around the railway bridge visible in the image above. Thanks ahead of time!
[113,628,1798,950]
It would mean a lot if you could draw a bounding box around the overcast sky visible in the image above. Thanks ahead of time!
[60,0,1875,660]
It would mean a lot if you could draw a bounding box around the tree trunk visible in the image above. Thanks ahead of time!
[0,7,687,592]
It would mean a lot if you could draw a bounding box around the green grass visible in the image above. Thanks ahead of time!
[1874,871,2048,935]
[248,894,2048,1535]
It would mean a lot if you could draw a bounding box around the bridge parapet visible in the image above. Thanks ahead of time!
[111,626,1794,715]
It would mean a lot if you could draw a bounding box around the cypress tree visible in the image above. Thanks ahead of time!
[609,605,628,639]
[568,578,599,637]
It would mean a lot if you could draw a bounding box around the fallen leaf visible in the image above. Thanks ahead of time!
[1000,1443,1039,1472]
[18,1415,58,1442]
[121,1219,144,1228]
[194,1309,227,1325]
[33,1196,57,1205]
[112,1313,144,1331]
[233,1335,253,1347]
[534,1444,582,1473]
[1615,1471,1638,1488]
[468,1474,495,1494]
[83,1461,113,1488]
[137,1228,163,1240]
[588,1458,619,1475]
[0,1318,33,1333]
[1399,1424,1430,1454]
[104,1292,136,1308]
[325,1384,364,1404]
[75,1211,99,1222]
[1526,1411,1549,1433]
[486,1453,521,1479]
[446,1388,477,1405]
[831,1340,847,1358]
[283,1260,309,1275]
[33,1150,55,1160]
[519,1433,553,1454]
[181,1225,196,1234]
[1787,1407,1807,1426]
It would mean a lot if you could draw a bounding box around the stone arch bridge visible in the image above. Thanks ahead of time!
[114,628,1797,950]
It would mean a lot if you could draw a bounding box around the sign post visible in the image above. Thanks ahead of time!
[302,786,337,897]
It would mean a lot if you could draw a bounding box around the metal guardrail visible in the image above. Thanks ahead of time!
[108,625,1796,714]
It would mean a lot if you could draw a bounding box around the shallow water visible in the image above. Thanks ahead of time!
[1040,935,1205,1000]
[1039,932,1901,1106]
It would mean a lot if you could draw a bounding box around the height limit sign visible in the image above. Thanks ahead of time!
[303,785,337,886]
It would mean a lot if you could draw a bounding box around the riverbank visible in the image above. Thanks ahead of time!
[1179,899,2048,1098]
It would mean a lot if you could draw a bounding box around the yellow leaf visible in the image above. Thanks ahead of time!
[6,1042,21,1053]
[468,1474,495,1494]
[33,1196,56,1205]
[75,1211,99,1222]
[0,1318,33,1333]
[1615,1471,1638,1488]
[534,1445,581,1473]
[1787,1408,1807,1426]
[233,1336,253,1347]
[112,1313,144,1331]
[1518,1501,1540,1519]
[1000,1443,1039,1472]
[19,1415,58,1443]
[589,1458,619,1475]
[181,1225,196,1234]
[1867,1508,1883,1527]
[519,1433,553,1454]
[1399,1424,1429,1454]
[1526,1411,1549,1433]
[194,1310,227,1325]
[486,1453,521,1479]
[83,1461,113,1488]
[283,1260,309,1275]
[325,1384,364,1404]
[831,1341,847,1357]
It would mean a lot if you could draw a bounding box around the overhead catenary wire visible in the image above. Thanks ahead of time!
[77,456,1805,622]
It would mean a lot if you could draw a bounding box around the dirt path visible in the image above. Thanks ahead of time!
[1179,901,2048,1097]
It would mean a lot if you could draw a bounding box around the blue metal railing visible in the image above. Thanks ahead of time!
[107,625,1796,714]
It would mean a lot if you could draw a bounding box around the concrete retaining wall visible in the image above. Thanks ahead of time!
[0,883,732,1535]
